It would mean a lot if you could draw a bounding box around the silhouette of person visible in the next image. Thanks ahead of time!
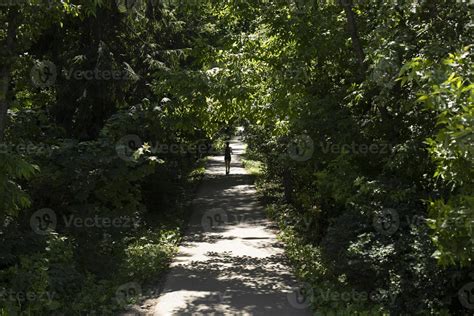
[224,141,233,175]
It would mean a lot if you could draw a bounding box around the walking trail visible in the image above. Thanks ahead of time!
[127,138,312,315]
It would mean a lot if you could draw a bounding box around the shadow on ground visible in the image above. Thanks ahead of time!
[121,138,311,316]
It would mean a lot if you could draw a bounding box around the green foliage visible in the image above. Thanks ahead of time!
[241,157,263,176]
[400,47,474,267]
[0,0,472,314]
[1,1,218,313]
[0,153,38,218]
[120,229,179,283]
[238,1,473,314]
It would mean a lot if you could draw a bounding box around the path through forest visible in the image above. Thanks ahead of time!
[126,137,312,315]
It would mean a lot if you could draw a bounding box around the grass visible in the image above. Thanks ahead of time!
[241,144,264,176]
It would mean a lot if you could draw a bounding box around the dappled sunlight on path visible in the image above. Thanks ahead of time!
[124,138,311,316]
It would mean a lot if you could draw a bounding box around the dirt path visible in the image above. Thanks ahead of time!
[126,138,312,315]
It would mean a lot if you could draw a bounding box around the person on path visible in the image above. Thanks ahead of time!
[224,141,233,175]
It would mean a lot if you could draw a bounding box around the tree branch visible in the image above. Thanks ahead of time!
[339,0,366,80]
[0,9,19,142]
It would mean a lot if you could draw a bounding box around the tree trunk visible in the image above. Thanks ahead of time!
[283,167,293,204]
[0,10,19,142]
[339,1,391,120]
[0,66,10,142]
[339,0,366,79]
